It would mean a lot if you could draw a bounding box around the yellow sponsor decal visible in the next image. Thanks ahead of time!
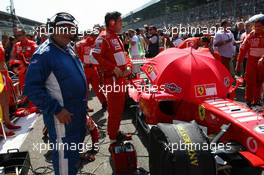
[0,73,4,93]
[177,125,199,166]
[198,105,206,121]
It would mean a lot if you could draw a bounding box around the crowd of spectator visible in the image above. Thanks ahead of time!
[121,16,264,106]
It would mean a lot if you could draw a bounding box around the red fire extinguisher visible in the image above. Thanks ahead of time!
[111,141,137,174]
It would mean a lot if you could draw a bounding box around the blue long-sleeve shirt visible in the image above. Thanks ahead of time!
[25,38,87,128]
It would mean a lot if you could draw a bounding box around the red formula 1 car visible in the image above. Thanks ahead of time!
[128,48,264,175]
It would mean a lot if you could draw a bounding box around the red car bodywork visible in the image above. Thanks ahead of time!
[129,48,264,168]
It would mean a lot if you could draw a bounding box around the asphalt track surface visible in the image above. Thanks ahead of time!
[15,87,264,175]
[19,89,149,175]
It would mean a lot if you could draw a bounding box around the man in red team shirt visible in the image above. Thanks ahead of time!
[236,16,264,107]
[92,11,132,149]
[177,37,201,49]
[10,28,37,91]
[76,32,107,110]
[9,28,38,116]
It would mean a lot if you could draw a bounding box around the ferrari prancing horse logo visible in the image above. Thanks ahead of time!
[146,65,157,81]
[198,105,206,121]
[197,86,205,96]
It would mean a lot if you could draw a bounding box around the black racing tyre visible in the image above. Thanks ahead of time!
[149,123,216,175]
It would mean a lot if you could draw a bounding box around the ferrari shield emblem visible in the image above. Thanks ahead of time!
[146,65,157,81]
[197,86,205,96]
[198,105,206,121]
[195,84,217,97]
[147,65,154,73]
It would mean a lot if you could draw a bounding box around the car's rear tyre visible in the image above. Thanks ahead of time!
[149,123,216,175]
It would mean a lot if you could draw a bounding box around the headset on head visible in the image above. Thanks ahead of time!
[47,12,78,27]
[46,12,79,40]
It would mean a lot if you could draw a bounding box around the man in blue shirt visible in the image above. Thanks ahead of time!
[25,12,87,175]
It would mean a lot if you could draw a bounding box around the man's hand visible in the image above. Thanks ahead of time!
[113,67,123,78]
[56,108,73,124]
